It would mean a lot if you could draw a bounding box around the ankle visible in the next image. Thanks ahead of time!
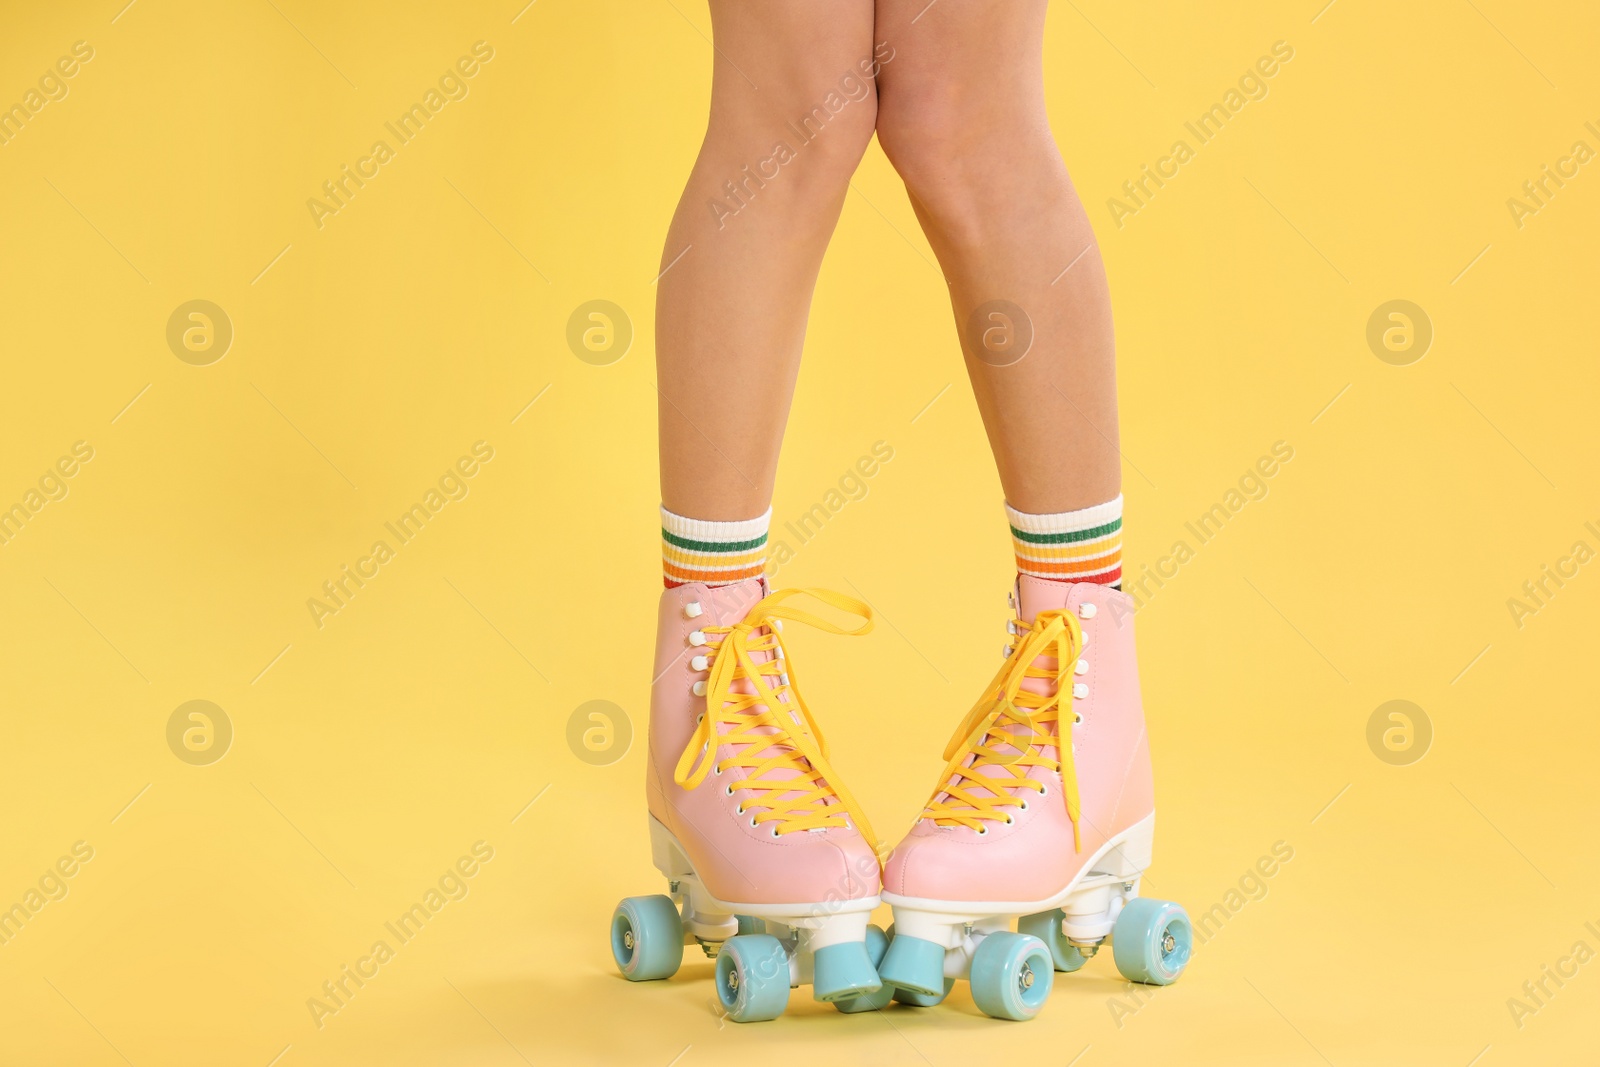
[661,505,770,588]
[1006,495,1122,589]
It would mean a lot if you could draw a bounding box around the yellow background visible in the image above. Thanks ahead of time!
[2,1,1597,1064]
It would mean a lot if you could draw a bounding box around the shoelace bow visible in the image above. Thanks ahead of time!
[922,608,1085,849]
[673,588,880,851]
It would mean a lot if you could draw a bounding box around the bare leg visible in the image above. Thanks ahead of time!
[656,1,878,520]
[874,0,1117,514]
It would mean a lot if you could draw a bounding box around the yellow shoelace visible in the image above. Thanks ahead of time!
[673,588,880,850]
[921,609,1085,849]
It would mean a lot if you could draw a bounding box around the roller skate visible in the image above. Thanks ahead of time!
[876,576,1191,1020]
[609,579,892,1022]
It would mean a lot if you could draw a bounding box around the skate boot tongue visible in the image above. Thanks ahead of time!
[1016,574,1076,625]
[921,590,1086,848]
[672,588,881,850]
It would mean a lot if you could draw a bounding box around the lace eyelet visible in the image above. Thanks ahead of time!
[770,828,781,838]
[713,765,721,775]
[750,817,759,828]
[1019,800,1029,812]
[1037,785,1049,798]
[735,805,745,815]
[976,826,989,836]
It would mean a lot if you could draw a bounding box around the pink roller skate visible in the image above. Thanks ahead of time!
[876,576,1191,1020]
[610,580,891,1021]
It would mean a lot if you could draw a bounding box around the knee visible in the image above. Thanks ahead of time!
[876,92,981,223]
[768,83,878,201]
[706,76,877,213]
[876,91,1050,243]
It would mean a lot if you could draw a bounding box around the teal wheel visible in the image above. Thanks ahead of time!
[611,895,684,981]
[834,926,895,1013]
[716,934,792,1022]
[969,932,1054,1021]
[1017,909,1090,972]
[1111,898,1191,985]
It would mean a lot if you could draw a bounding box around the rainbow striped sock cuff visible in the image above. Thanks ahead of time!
[1007,495,1123,587]
[661,506,770,588]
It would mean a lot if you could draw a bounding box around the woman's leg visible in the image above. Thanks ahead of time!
[656,1,878,525]
[642,9,889,1009]
[871,9,1173,1006]
[873,0,1118,518]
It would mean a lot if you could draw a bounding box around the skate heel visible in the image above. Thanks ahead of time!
[648,814,692,881]
[647,815,738,941]
[1094,814,1153,879]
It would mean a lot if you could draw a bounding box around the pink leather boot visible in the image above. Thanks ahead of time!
[876,577,1192,1020]
[610,579,891,1022]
